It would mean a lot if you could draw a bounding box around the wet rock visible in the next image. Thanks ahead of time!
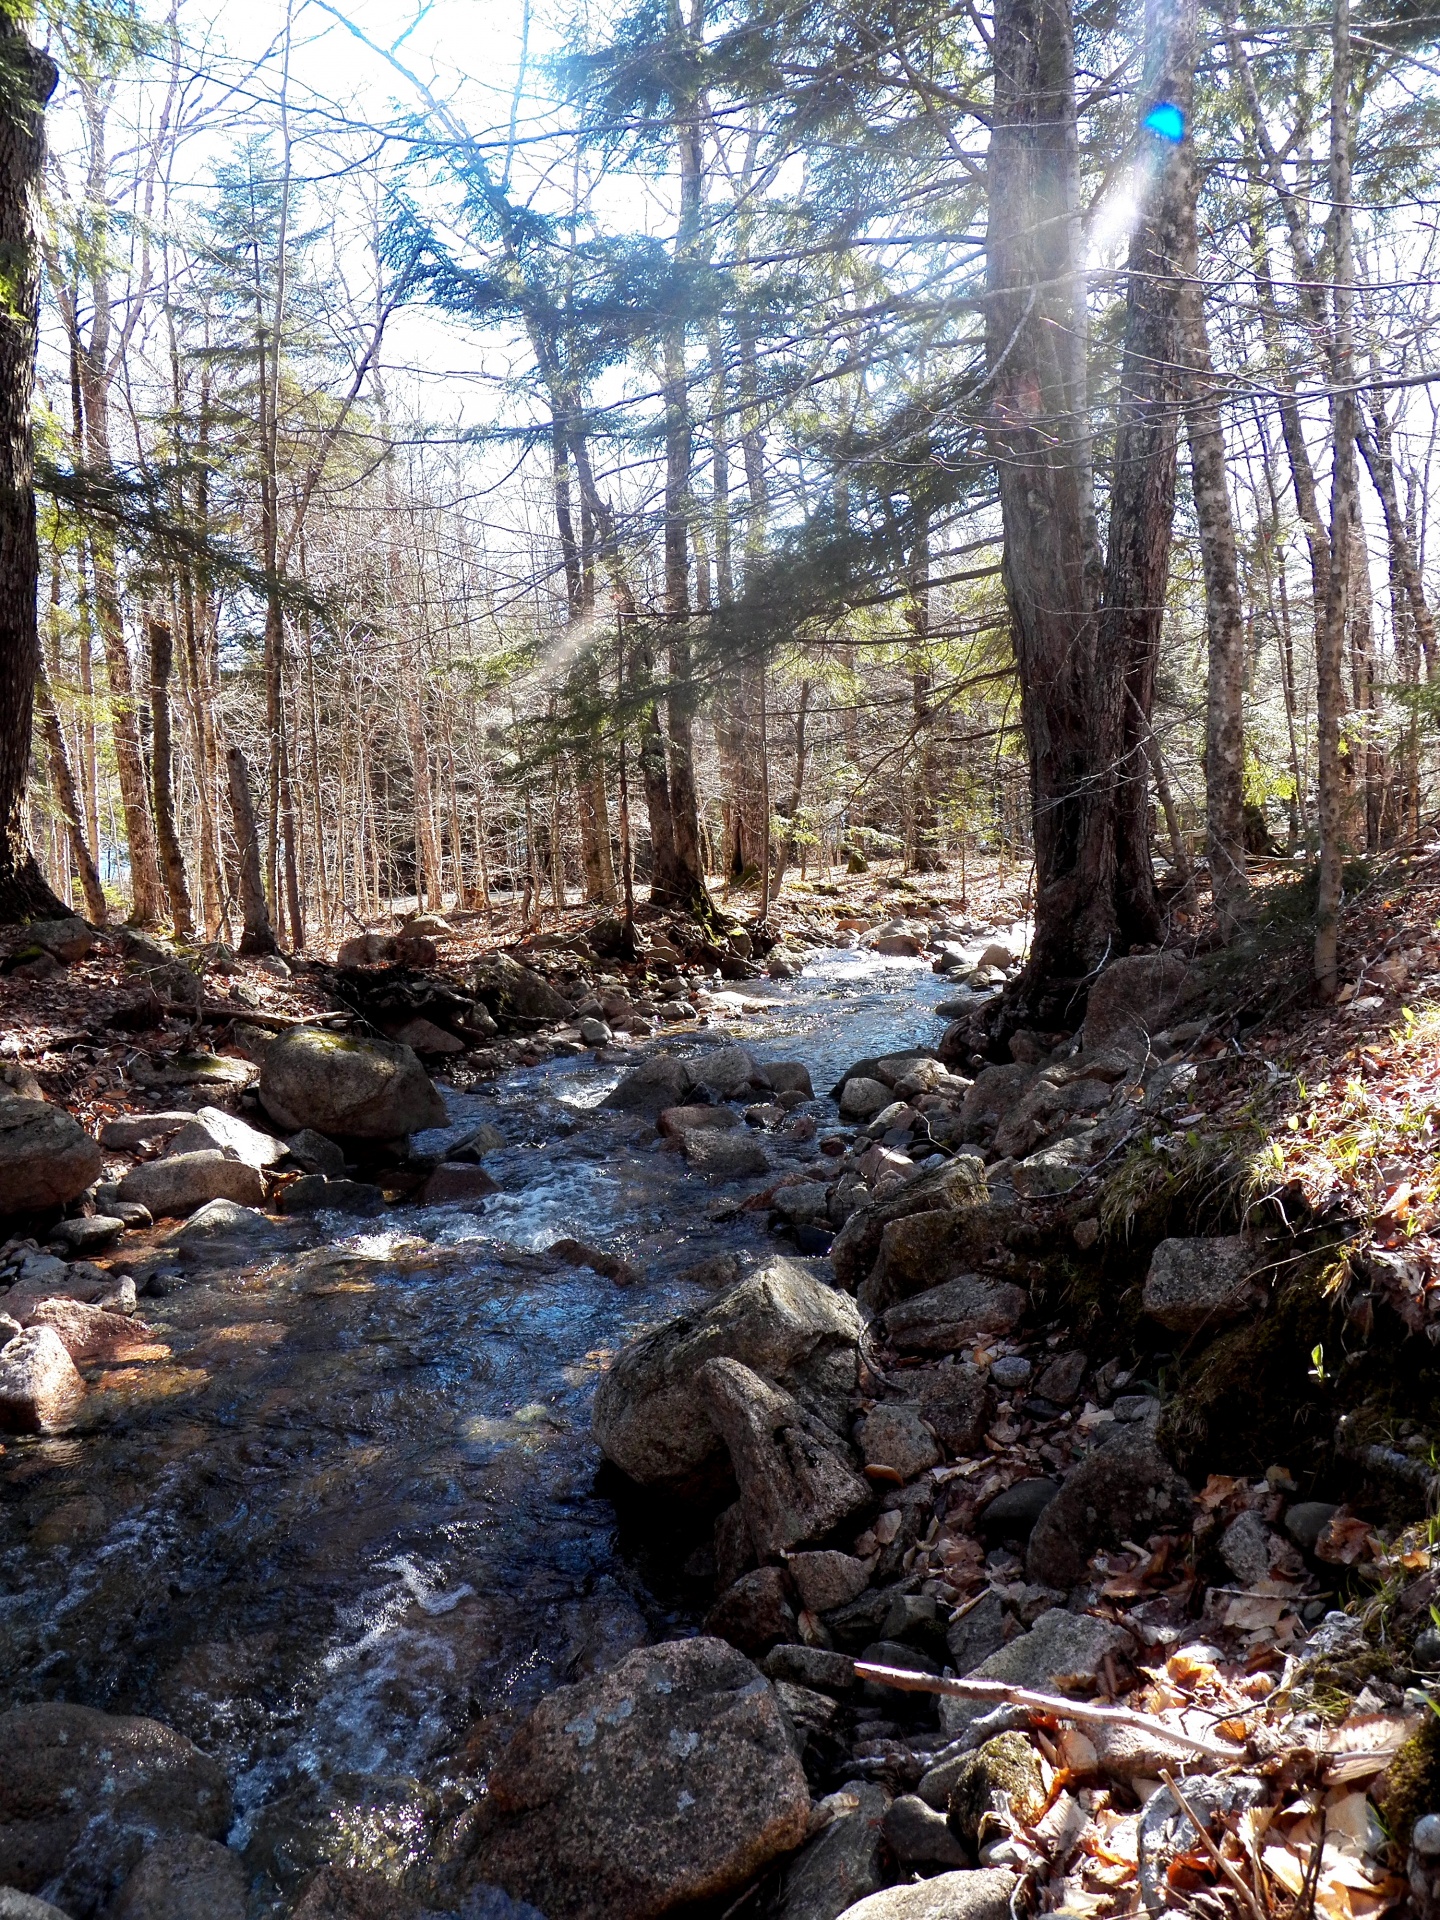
[284,1129,347,1178]
[604,1053,696,1117]
[1034,1350,1087,1405]
[856,1403,940,1479]
[915,1363,993,1454]
[0,1328,84,1433]
[839,1078,890,1119]
[885,1795,969,1868]
[0,1099,102,1216]
[946,1591,1007,1675]
[1142,1236,1261,1335]
[947,1732,1045,1845]
[25,917,94,963]
[20,1299,142,1364]
[788,1550,871,1613]
[775,1785,889,1920]
[700,1357,872,1555]
[833,1868,1016,1920]
[762,1645,857,1694]
[288,1865,425,1919]
[110,1834,246,1920]
[1026,1428,1191,1588]
[930,1609,1134,1746]
[705,1566,796,1655]
[695,1044,765,1098]
[98,1112,194,1151]
[979,1478,1059,1542]
[259,1031,446,1140]
[419,1163,500,1206]
[168,1106,286,1170]
[683,1128,771,1180]
[831,1156,989,1297]
[468,1636,810,1920]
[277,1175,386,1217]
[1080,952,1193,1060]
[118,1152,265,1219]
[0,1890,73,1919]
[766,1062,815,1099]
[47,1216,124,1257]
[1285,1500,1341,1552]
[0,1703,230,1919]
[471,954,575,1023]
[592,1257,863,1491]
[167,1199,304,1269]
[659,1104,739,1138]
[337,933,398,967]
[882,1276,1026,1355]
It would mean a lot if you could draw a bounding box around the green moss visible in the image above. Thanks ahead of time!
[946,1731,1046,1844]
[1375,1714,1440,1849]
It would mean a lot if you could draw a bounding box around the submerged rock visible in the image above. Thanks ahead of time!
[468,1637,810,1920]
[258,1030,446,1139]
[592,1257,863,1491]
[166,1199,306,1269]
[110,1834,246,1920]
[0,1098,102,1216]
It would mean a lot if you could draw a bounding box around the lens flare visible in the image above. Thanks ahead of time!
[1143,101,1185,143]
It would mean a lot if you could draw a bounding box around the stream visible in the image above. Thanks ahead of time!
[0,949,955,1907]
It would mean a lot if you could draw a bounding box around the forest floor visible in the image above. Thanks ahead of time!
[5,851,1440,1918]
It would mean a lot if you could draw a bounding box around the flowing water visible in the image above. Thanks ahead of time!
[0,950,955,1906]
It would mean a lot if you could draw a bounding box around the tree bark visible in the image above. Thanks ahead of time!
[147,617,193,936]
[226,744,277,955]
[34,660,106,923]
[0,23,64,922]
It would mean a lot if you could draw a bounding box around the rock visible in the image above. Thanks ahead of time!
[593,1257,863,1490]
[419,1163,499,1205]
[766,1062,814,1098]
[277,1175,385,1217]
[856,1403,940,1479]
[284,1129,347,1178]
[0,1703,230,1918]
[958,1064,1037,1134]
[168,1106,286,1170]
[259,1031,447,1139]
[117,1152,265,1219]
[98,1113,193,1151]
[988,1355,1031,1392]
[700,1357,872,1556]
[1012,1139,1089,1198]
[705,1566,796,1655]
[109,1835,246,1920]
[131,1052,255,1092]
[833,1868,1016,1920]
[1080,952,1193,1059]
[447,1122,507,1160]
[24,918,94,963]
[884,1795,969,1868]
[773,1182,830,1225]
[875,933,923,957]
[691,1044,761,1097]
[471,953,575,1023]
[1142,1236,1262,1335]
[166,1199,303,1269]
[47,1216,125,1257]
[946,1731,1045,1844]
[288,1865,426,1918]
[788,1550,872,1614]
[336,933,398,967]
[403,913,450,938]
[579,1017,613,1046]
[658,1104,740,1138]
[1034,1351,1087,1405]
[1219,1509,1304,1585]
[469,1637,810,1920]
[776,1785,889,1920]
[0,1099,102,1216]
[1137,1775,1268,1917]
[21,1299,143,1364]
[394,934,437,969]
[1026,1428,1191,1588]
[0,1891,73,1919]
[389,1016,463,1055]
[946,1591,1007,1675]
[915,1363,993,1454]
[0,1328,84,1433]
[1285,1500,1341,1553]
[882,1276,1027,1354]
[762,1645,857,1693]
[683,1129,770,1179]
[839,1077,890,1119]
[831,1156,989,1295]
[604,1053,696,1118]
[930,1609,1134,1745]
[979,1478,1059,1541]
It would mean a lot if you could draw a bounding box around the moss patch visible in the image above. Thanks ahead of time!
[1375,1714,1440,1850]
[946,1731,1046,1844]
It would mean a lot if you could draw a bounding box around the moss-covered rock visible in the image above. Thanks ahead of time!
[946,1732,1045,1847]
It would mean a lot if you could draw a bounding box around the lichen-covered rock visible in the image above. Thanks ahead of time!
[1142,1236,1261,1335]
[258,1030,446,1139]
[24,918,94,963]
[0,1098,102,1216]
[916,1363,993,1453]
[592,1257,863,1491]
[467,1637,810,1920]
[1026,1428,1191,1588]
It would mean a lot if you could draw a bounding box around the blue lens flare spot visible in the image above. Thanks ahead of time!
[1144,101,1185,142]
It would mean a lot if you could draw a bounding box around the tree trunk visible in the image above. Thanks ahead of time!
[147,617,193,936]
[0,24,64,922]
[226,744,277,955]
[773,679,811,888]
[35,659,106,922]
[1358,391,1439,680]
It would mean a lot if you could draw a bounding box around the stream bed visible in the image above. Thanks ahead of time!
[0,950,954,1907]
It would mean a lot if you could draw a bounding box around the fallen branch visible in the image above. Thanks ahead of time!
[852,1662,1247,1763]
[190,1003,351,1031]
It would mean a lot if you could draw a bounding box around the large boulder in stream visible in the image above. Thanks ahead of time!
[0,1097,102,1216]
[258,1030,446,1139]
[592,1256,863,1492]
[467,1637,810,1920]
[0,1702,231,1919]
[603,1052,696,1118]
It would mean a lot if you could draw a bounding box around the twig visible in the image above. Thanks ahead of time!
[853,1662,1247,1761]
[1160,1768,1267,1920]
[191,1003,350,1031]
